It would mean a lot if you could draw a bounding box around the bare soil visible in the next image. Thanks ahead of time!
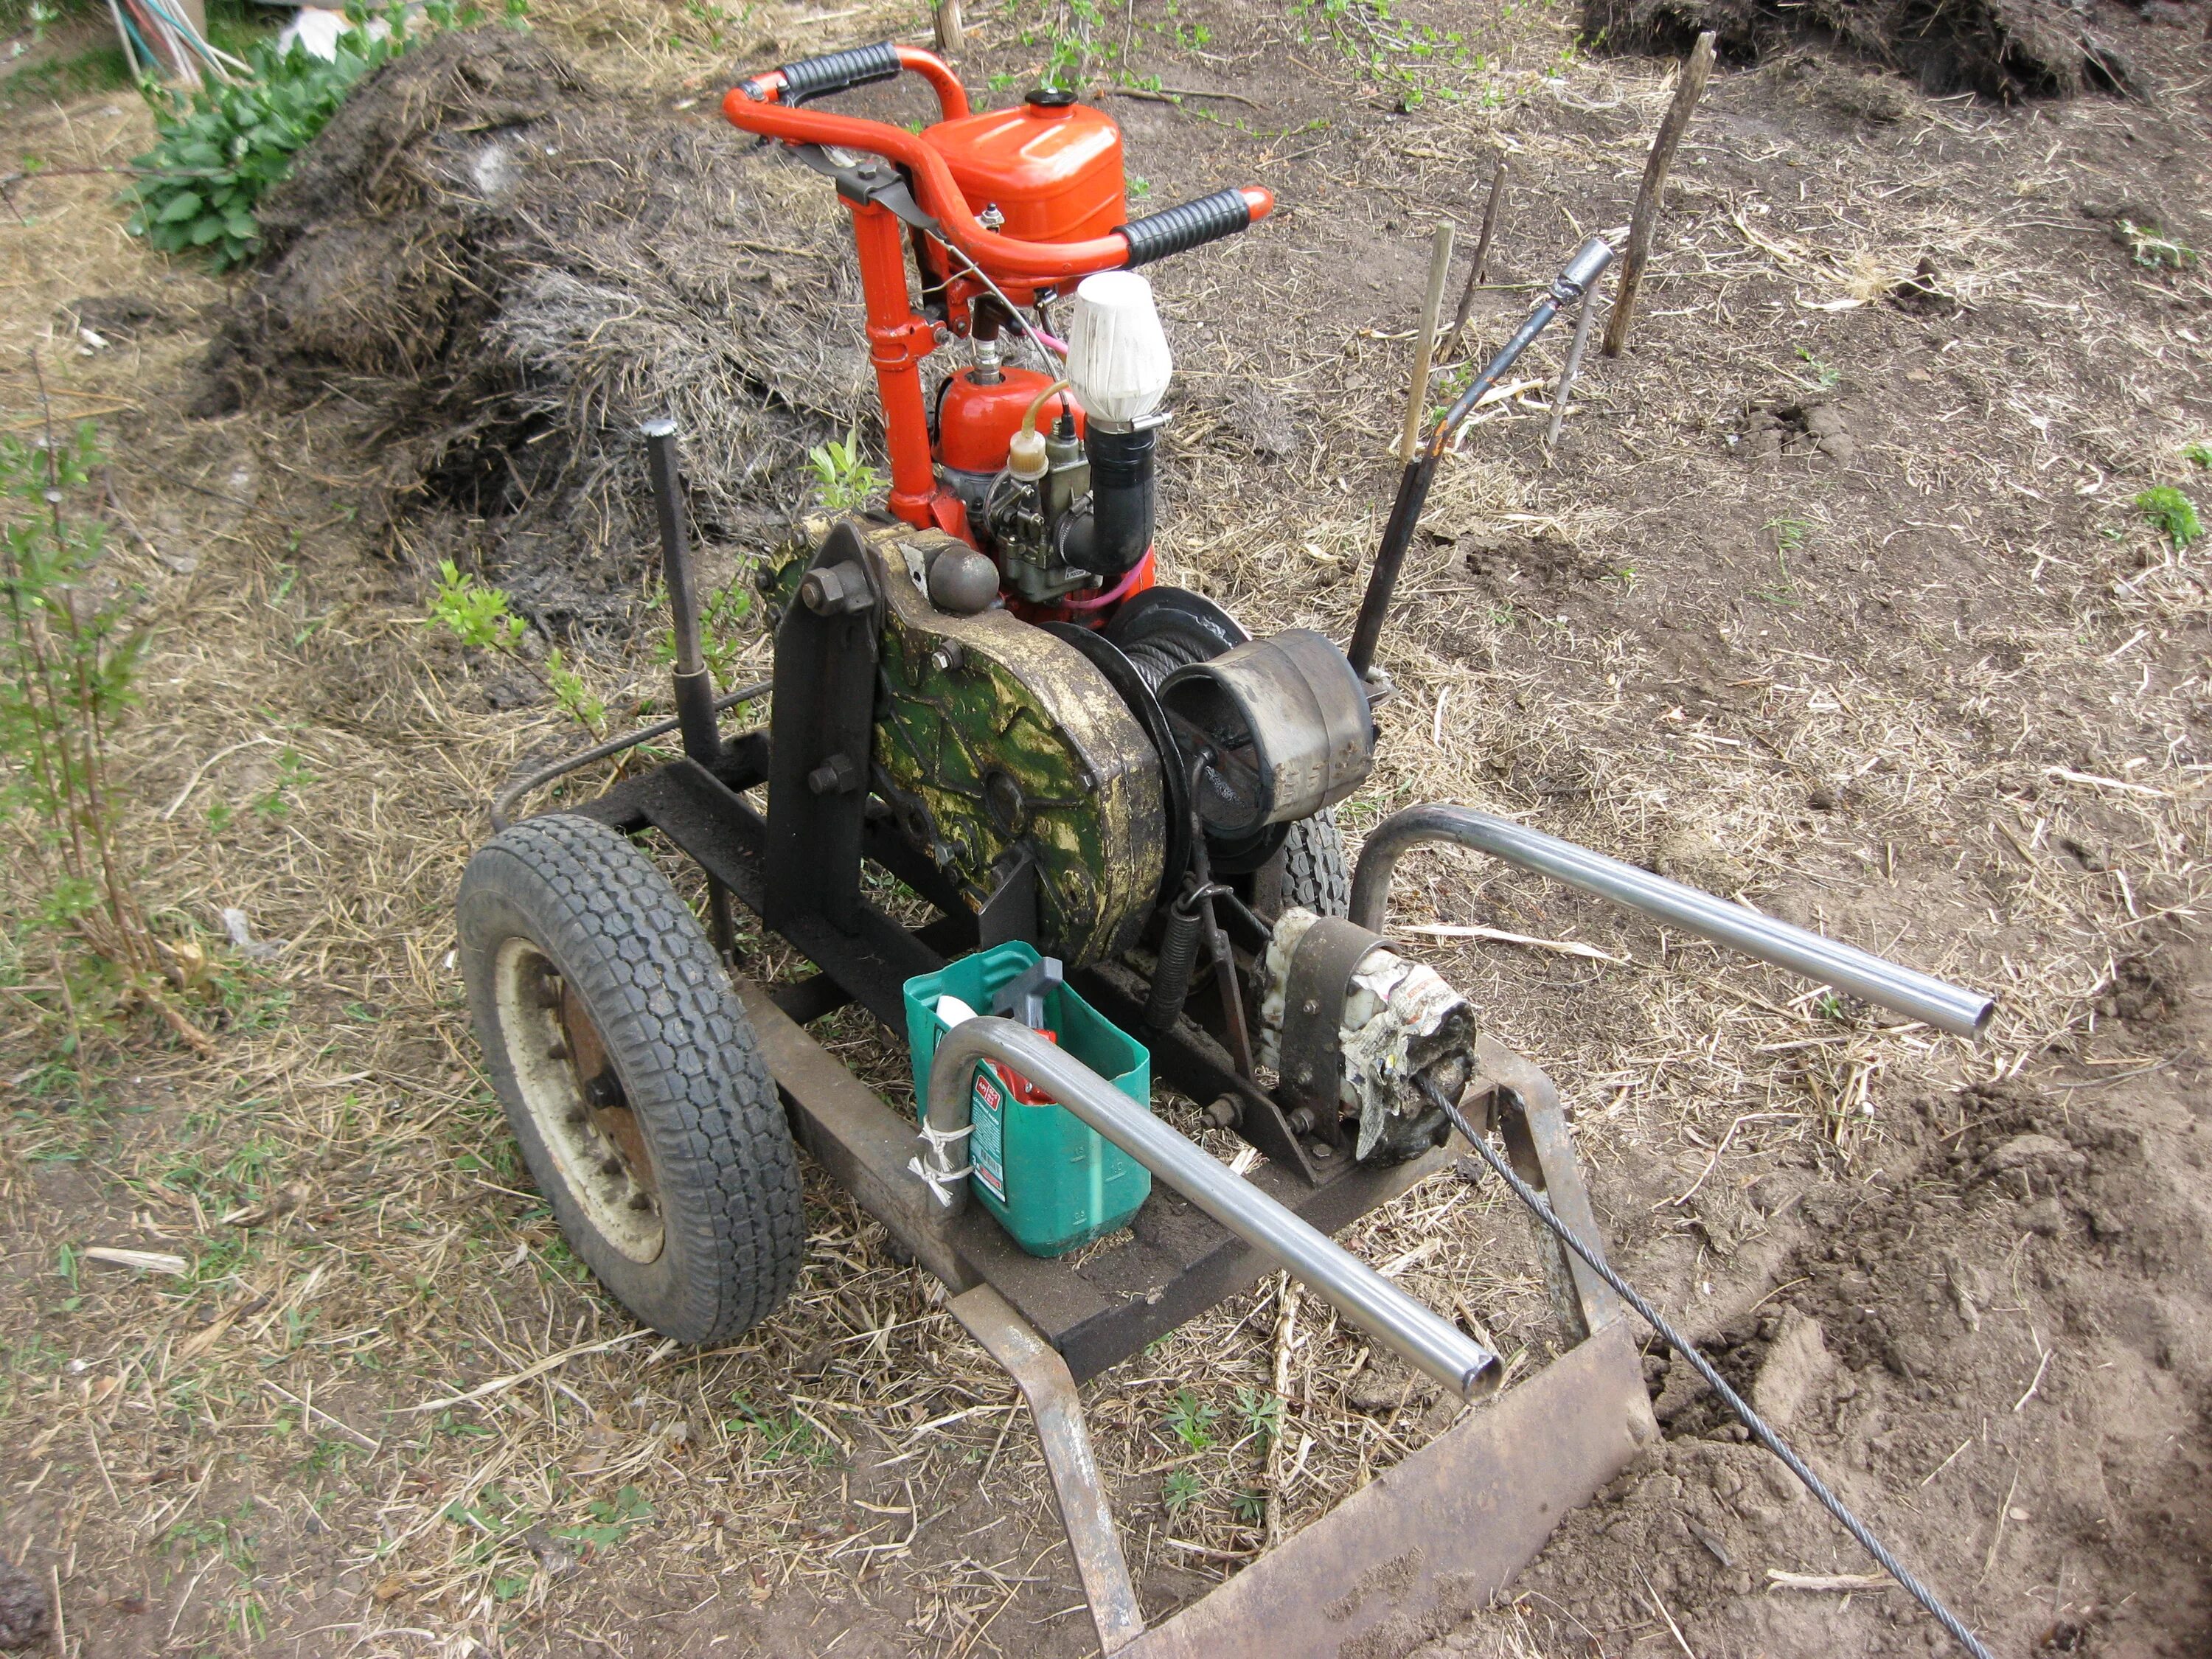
[1,1,2208,1656]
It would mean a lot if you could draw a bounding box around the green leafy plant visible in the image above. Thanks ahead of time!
[555,1484,655,1553]
[1234,1385,1281,1448]
[2,411,212,1057]
[2135,486,2203,550]
[1164,1388,1218,1452]
[2183,441,2211,471]
[2116,218,2195,272]
[424,558,606,734]
[1161,1469,1203,1513]
[807,425,880,515]
[125,2,456,270]
[1793,344,1842,389]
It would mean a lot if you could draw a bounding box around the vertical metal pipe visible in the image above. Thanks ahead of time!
[642,417,735,955]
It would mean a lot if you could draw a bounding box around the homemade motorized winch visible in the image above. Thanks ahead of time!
[455,44,1997,1655]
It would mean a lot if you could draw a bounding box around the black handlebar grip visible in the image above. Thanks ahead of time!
[777,41,902,104]
[1116,189,1253,268]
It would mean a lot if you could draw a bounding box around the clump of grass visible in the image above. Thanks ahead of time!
[2134,486,2202,550]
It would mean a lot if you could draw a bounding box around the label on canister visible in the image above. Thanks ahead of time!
[968,1063,1009,1202]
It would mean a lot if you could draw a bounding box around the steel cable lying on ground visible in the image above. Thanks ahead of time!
[1414,1074,1997,1659]
[489,678,772,831]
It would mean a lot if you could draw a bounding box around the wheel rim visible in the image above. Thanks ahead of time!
[492,936,665,1264]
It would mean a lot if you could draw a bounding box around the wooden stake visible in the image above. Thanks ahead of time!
[935,0,964,54]
[1543,279,1600,457]
[1444,156,1507,361]
[1398,220,1455,465]
[1601,30,1715,358]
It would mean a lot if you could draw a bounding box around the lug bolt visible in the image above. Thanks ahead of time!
[599,1155,625,1177]
[627,1191,655,1213]
[807,753,860,796]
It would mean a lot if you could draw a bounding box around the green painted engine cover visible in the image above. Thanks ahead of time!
[832,523,1166,967]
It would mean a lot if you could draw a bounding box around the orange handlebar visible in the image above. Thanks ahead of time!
[724,49,1273,287]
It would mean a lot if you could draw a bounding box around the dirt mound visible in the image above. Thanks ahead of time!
[203,27,869,636]
[1419,1074,2212,1657]
[1583,0,2149,100]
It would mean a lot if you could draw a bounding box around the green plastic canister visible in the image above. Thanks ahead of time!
[902,943,1152,1258]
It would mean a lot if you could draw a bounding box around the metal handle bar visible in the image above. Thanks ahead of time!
[1348,804,1995,1038]
[923,1017,1502,1399]
[725,48,1273,285]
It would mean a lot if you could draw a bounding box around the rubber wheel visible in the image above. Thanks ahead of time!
[456,813,804,1344]
[1273,807,1352,918]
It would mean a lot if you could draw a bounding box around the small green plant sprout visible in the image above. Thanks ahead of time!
[1164,1388,1218,1451]
[807,425,881,514]
[1234,1384,1281,1448]
[2183,441,2212,471]
[426,557,526,651]
[1,412,214,1057]
[1161,1469,1203,1513]
[2135,486,2203,550]
[1793,344,1842,389]
[1229,1486,1267,1524]
[555,1484,655,1555]
[2115,218,2195,271]
[424,559,607,734]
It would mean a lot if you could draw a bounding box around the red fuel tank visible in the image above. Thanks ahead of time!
[938,367,1085,476]
[920,88,1124,246]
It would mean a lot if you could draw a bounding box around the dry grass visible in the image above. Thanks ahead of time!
[1,1,2208,1656]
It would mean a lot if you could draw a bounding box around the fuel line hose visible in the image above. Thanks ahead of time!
[1413,1073,1997,1659]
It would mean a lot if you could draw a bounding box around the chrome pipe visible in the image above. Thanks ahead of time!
[923,1018,1502,1399]
[1348,804,1994,1040]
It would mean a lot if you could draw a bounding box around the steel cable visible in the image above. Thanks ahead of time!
[1415,1074,1996,1659]
[489,678,771,831]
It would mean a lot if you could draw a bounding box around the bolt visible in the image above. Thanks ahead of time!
[1301,998,1321,1017]
[627,1191,655,1213]
[928,641,965,674]
[599,1155,625,1177]
[546,1042,568,1060]
[1310,1141,1335,1161]
[807,753,860,795]
[1203,1095,1242,1130]
[565,1107,588,1127]
[1286,1106,1316,1134]
[799,564,871,616]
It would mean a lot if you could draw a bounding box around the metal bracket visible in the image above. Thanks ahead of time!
[977,844,1041,953]
[1277,915,1389,1152]
[764,521,884,935]
[949,1286,1146,1655]
[794,143,945,235]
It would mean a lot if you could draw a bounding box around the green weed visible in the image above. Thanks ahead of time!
[1161,1469,1203,1512]
[806,426,880,515]
[1164,1388,1218,1451]
[424,558,607,734]
[2135,486,2202,549]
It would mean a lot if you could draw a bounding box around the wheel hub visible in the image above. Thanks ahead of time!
[492,938,665,1263]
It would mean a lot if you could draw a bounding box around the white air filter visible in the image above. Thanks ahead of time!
[1065,271,1173,425]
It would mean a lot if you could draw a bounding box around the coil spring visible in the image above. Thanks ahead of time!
[1143,897,1205,1029]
